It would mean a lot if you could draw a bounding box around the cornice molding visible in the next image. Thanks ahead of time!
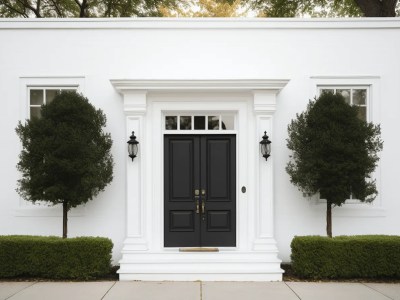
[111,79,289,92]
[2,18,400,30]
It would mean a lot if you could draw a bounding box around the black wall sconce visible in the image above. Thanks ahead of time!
[127,131,139,161]
[260,131,271,161]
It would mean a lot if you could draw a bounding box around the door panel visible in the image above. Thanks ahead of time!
[164,134,236,247]
[164,136,200,247]
[207,139,231,201]
[170,140,194,201]
[200,135,236,247]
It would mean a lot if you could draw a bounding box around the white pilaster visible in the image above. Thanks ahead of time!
[117,90,148,252]
[253,90,279,251]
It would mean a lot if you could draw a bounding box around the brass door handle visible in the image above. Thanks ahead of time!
[196,198,200,214]
[201,201,205,214]
[194,189,200,214]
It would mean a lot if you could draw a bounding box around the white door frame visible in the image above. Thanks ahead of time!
[111,79,289,281]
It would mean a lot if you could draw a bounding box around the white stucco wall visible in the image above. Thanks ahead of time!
[0,18,399,264]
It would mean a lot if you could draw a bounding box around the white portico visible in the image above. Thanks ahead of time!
[111,79,289,281]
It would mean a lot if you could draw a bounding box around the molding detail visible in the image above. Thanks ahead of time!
[2,18,400,30]
[111,79,289,92]
[112,78,288,281]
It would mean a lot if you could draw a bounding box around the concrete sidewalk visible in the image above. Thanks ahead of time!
[0,281,399,300]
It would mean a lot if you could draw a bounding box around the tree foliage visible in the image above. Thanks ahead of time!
[226,0,399,17]
[286,93,382,237]
[0,0,183,17]
[16,91,113,238]
[160,0,247,17]
[2,0,398,17]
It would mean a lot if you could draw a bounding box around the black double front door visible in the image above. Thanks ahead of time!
[164,135,236,247]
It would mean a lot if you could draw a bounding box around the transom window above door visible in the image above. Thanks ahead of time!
[165,114,235,131]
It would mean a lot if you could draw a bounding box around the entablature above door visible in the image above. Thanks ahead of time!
[110,79,290,115]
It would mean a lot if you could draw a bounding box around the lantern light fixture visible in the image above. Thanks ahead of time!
[127,131,139,161]
[260,131,271,161]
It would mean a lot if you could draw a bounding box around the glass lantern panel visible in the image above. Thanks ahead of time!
[208,116,219,130]
[30,89,44,105]
[194,116,205,130]
[180,116,191,130]
[128,143,138,156]
[165,116,177,130]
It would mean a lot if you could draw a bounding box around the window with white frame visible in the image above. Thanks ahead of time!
[318,86,371,203]
[318,86,368,121]
[29,87,77,118]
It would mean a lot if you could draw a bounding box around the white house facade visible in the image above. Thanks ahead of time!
[0,18,399,281]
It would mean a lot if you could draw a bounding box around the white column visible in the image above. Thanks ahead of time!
[121,91,148,251]
[253,90,279,251]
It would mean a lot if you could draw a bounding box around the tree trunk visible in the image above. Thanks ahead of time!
[354,0,397,17]
[62,202,68,238]
[326,201,332,238]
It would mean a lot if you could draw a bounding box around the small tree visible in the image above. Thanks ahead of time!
[16,91,113,238]
[286,92,382,237]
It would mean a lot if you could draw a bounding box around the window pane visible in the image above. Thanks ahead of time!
[356,106,367,121]
[337,89,351,104]
[30,107,41,119]
[353,89,366,105]
[208,116,219,130]
[194,116,205,130]
[221,115,235,130]
[30,89,44,105]
[45,89,59,104]
[180,116,191,130]
[165,116,177,130]
[321,89,334,95]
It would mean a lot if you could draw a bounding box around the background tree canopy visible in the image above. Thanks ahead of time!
[231,0,399,17]
[0,0,185,17]
[1,0,399,17]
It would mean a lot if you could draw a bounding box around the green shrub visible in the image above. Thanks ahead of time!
[291,235,400,279]
[0,236,113,280]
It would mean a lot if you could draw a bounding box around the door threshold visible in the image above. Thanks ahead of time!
[179,247,219,252]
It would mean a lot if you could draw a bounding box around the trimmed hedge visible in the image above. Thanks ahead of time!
[0,236,113,279]
[291,235,400,279]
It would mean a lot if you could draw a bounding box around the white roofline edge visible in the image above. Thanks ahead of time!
[1,17,400,29]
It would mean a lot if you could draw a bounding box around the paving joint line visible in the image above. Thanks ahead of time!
[284,282,302,300]
[100,281,117,300]
[5,282,38,300]
[200,281,203,300]
[361,282,394,300]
